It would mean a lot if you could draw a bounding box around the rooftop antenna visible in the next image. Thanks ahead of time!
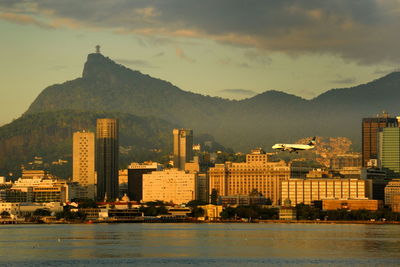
[95,45,101,54]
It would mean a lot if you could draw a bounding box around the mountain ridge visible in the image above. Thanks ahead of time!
[18,53,400,151]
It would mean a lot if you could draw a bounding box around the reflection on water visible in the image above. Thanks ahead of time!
[1,223,400,266]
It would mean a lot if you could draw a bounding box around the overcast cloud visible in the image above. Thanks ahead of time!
[1,0,400,64]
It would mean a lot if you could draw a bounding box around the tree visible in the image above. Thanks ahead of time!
[0,211,10,217]
[220,207,236,219]
[190,207,205,218]
[265,198,272,205]
[33,208,51,217]
[56,211,86,221]
[249,189,262,197]
[186,200,208,207]
[210,189,218,205]
[295,204,323,220]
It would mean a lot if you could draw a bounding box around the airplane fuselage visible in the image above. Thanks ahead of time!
[272,143,315,152]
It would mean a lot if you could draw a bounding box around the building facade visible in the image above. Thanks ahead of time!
[142,169,196,204]
[281,178,372,206]
[96,118,119,201]
[329,153,362,170]
[73,131,96,200]
[378,127,400,177]
[127,162,162,201]
[173,129,193,170]
[362,114,397,167]
[209,149,290,205]
[196,173,209,203]
[321,199,381,211]
[4,176,69,203]
[384,179,400,206]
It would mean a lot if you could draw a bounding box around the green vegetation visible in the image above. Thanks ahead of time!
[55,211,86,221]
[189,207,205,218]
[0,211,10,217]
[33,208,51,217]
[71,198,98,208]
[220,206,279,220]
[295,204,400,221]
[186,200,208,207]
[215,152,245,164]
[139,202,169,216]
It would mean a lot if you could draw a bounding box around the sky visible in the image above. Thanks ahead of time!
[1,0,400,125]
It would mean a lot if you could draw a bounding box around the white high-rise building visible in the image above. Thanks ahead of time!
[73,131,96,199]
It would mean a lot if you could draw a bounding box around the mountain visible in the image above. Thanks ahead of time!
[0,110,227,178]
[16,53,400,153]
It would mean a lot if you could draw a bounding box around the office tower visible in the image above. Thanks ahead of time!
[142,169,196,204]
[209,148,290,205]
[96,118,119,201]
[127,162,162,201]
[173,129,193,170]
[362,113,397,167]
[73,131,96,199]
[196,173,209,203]
[378,127,400,177]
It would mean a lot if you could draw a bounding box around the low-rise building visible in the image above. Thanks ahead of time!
[279,207,297,220]
[199,204,223,220]
[281,178,372,206]
[1,202,63,217]
[321,199,382,211]
[391,195,400,212]
[384,179,400,206]
[219,195,269,206]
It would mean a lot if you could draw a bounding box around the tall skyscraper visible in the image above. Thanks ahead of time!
[96,118,119,201]
[173,128,193,170]
[73,131,96,199]
[362,113,397,167]
[378,127,400,177]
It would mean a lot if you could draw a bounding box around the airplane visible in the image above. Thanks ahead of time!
[272,137,316,153]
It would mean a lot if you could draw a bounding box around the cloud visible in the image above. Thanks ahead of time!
[373,67,400,75]
[218,58,254,69]
[175,47,195,63]
[153,52,165,57]
[243,50,273,65]
[0,12,51,28]
[115,59,156,68]
[219,89,257,96]
[1,0,400,64]
[331,75,357,84]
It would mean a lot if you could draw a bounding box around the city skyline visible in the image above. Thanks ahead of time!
[1,1,400,124]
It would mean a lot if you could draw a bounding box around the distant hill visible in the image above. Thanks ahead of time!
[0,110,226,178]
[9,52,400,154]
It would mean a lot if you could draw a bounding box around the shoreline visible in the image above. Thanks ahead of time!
[2,219,400,225]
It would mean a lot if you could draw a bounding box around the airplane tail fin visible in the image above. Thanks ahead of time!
[308,137,316,146]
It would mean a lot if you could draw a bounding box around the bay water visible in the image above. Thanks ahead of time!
[1,223,399,266]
